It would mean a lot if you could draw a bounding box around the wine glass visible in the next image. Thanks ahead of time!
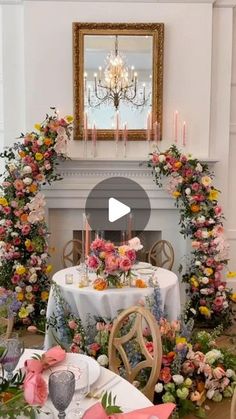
[68,360,89,418]
[0,335,24,380]
[49,370,75,419]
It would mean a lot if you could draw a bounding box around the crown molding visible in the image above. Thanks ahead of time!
[0,0,215,4]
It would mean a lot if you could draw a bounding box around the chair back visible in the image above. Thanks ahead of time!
[148,239,174,270]
[62,239,82,268]
[108,305,162,402]
[0,317,14,339]
[231,387,236,419]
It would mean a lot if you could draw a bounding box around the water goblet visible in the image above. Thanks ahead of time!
[68,360,89,418]
[0,336,24,380]
[49,370,75,419]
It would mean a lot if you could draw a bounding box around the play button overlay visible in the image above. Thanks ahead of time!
[109,198,130,222]
[85,177,151,234]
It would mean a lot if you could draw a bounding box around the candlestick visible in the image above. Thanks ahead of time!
[85,216,91,258]
[146,111,151,142]
[182,121,186,147]
[127,212,133,241]
[123,122,127,158]
[92,121,97,157]
[82,213,86,262]
[121,231,126,245]
[174,110,178,143]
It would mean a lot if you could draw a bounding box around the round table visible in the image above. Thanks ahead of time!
[17,349,153,417]
[45,264,180,350]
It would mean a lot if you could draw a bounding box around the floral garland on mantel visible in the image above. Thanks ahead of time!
[0,110,73,325]
[148,145,235,327]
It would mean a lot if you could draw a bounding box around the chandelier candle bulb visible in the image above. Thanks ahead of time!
[174,110,179,143]
[182,121,186,146]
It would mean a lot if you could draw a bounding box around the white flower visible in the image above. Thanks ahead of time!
[158,155,166,163]
[40,309,46,316]
[172,374,184,385]
[202,231,209,239]
[226,369,234,378]
[205,349,222,365]
[206,389,215,399]
[200,288,209,295]
[26,285,33,293]
[196,163,203,172]
[23,177,32,185]
[37,138,44,146]
[29,273,38,283]
[155,167,160,173]
[201,277,209,285]
[26,304,35,313]
[197,216,205,223]
[185,188,191,195]
[218,285,224,292]
[155,383,163,393]
[8,163,16,172]
[128,237,143,251]
[195,261,201,266]
[22,166,32,174]
[223,301,229,308]
[190,308,197,315]
[11,232,18,237]
[97,354,109,367]
[15,286,22,293]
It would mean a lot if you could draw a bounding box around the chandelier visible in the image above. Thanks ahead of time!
[84,36,149,110]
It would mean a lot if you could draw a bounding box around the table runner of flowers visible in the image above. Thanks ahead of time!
[45,282,236,419]
[0,110,235,328]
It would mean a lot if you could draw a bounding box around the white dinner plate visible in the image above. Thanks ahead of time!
[132,262,153,270]
[135,268,155,275]
[43,353,101,390]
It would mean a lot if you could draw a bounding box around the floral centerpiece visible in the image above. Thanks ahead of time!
[86,237,143,289]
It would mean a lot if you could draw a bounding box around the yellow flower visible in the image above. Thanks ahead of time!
[230,293,236,303]
[25,239,31,248]
[227,271,236,278]
[118,246,127,256]
[190,277,199,288]
[0,197,8,207]
[15,265,26,275]
[176,337,187,345]
[201,176,212,187]
[17,292,24,301]
[199,306,211,317]
[99,252,106,260]
[172,191,181,198]
[209,189,219,201]
[46,264,52,273]
[35,152,43,161]
[41,291,49,301]
[18,307,29,319]
[34,123,41,131]
[65,115,74,123]
[204,267,213,277]
[25,292,34,301]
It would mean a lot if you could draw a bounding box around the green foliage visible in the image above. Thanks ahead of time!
[101,391,123,414]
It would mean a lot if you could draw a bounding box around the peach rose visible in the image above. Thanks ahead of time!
[24,373,47,406]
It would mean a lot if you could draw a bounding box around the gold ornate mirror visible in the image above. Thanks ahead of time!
[73,23,164,141]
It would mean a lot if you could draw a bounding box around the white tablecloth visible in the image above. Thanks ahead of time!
[45,265,180,349]
[16,349,152,417]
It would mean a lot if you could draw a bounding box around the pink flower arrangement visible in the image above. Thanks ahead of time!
[86,237,141,288]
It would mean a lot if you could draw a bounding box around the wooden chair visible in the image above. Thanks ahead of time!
[148,239,174,270]
[231,387,236,419]
[62,239,83,268]
[0,317,14,339]
[108,306,162,402]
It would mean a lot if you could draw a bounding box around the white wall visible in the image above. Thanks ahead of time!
[3,1,213,159]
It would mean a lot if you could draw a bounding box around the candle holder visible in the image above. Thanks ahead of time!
[65,274,74,285]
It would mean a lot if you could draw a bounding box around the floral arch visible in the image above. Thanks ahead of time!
[0,112,234,328]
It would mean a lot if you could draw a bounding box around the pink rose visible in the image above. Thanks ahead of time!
[68,320,77,330]
[192,182,200,191]
[24,373,47,406]
[90,238,106,252]
[125,248,136,263]
[89,343,101,354]
[73,334,81,344]
[104,242,115,253]
[22,224,31,235]
[191,240,201,249]
[151,154,159,165]
[119,256,132,272]
[203,364,212,377]
[11,274,20,284]
[105,255,119,272]
[145,341,154,354]
[3,207,11,215]
[96,322,106,331]
[70,343,80,353]
[128,237,143,251]
[214,205,222,216]
[87,255,100,271]
[212,367,225,379]
[182,360,195,375]
[0,227,5,235]
[213,296,224,309]
[192,351,205,367]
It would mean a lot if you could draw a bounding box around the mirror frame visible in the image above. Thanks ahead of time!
[73,22,164,141]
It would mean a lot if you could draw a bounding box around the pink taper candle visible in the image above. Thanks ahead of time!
[146,111,151,141]
[182,121,186,146]
[174,110,178,143]
[92,121,97,157]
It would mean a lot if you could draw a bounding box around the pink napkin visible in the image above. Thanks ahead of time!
[82,402,175,419]
[23,346,66,406]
